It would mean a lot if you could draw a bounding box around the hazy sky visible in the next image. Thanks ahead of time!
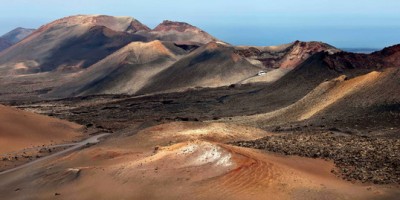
[1,0,399,48]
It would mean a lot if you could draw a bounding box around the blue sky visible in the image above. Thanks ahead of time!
[1,0,399,48]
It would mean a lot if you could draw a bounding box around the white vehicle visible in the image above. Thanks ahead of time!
[257,71,266,76]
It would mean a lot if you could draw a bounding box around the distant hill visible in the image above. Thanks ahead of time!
[0,27,35,52]
[47,40,186,97]
[1,27,35,44]
[340,48,380,54]
[138,20,219,45]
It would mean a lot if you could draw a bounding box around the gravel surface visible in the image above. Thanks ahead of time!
[232,132,400,184]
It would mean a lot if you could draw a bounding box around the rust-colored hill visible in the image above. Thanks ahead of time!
[0,105,82,154]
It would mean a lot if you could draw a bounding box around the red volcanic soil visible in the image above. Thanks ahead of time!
[0,105,83,154]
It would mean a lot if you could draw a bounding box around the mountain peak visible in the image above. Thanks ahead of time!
[1,27,35,44]
[153,20,201,32]
[149,20,218,44]
[37,15,150,33]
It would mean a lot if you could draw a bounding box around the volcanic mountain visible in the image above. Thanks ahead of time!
[0,15,150,74]
[136,42,262,94]
[235,41,340,69]
[138,20,219,45]
[1,27,35,44]
[47,41,262,98]
[0,27,35,52]
[0,14,395,103]
[47,40,188,97]
[234,41,340,84]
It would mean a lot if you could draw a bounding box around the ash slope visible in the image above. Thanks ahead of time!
[47,40,187,97]
[136,42,263,95]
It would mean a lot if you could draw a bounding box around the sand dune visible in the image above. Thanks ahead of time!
[0,105,82,154]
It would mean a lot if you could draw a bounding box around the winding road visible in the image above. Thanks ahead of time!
[0,133,109,176]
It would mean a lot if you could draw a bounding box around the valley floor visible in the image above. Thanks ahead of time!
[0,121,399,200]
[0,83,399,199]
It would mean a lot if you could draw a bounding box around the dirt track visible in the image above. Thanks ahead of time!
[0,133,109,176]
